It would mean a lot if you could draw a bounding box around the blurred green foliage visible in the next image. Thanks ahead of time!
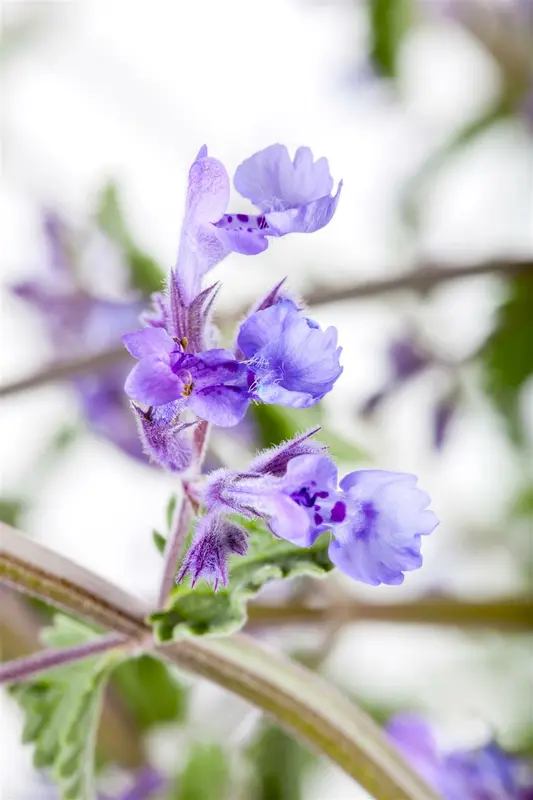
[170,743,231,800]
[247,723,311,800]
[96,184,165,294]
[482,276,533,443]
[368,0,413,78]
[111,655,188,732]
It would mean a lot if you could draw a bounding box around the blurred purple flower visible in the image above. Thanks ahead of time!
[12,212,146,461]
[237,299,343,408]
[200,432,437,586]
[387,714,533,799]
[432,392,458,450]
[361,335,431,416]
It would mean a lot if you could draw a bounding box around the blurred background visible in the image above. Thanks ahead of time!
[1,0,532,798]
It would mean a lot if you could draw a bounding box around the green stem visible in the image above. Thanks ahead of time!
[0,523,438,800]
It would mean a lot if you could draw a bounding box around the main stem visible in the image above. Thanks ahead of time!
[0,523,438,800]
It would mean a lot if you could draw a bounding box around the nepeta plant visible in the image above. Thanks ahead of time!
[120,143,437,592]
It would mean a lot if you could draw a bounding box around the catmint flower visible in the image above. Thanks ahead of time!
[123,328,250,427]
[172,144,341,309]
[237,299,343,407]
[329,469,438,586]
[221,143,342,242]
[203,434,438,585]
[176,515,249,590]
[387,714,533,800]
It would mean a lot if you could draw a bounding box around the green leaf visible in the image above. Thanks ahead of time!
[368,0,413,78]
[170,743,231,800]
[482,275,533,442]
[9,615,118,800]
[149,522,334,640]
[111,654,188,730]
[251,403,367,465]
[0,496,27,527]
[166,494,178,530]
[95,183,165,294]
[247,723,311,800]
[153,529,167,555]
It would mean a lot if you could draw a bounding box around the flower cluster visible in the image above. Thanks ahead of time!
[122,144,343,459]
[122,143,438,590]
[387,714,533,799]
[179,429,438,587]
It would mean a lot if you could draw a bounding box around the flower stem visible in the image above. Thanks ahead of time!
[0,632,128,685]
[157,497,193,607]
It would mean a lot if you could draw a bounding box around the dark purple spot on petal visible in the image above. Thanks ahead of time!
[315,505,321,512]
[237,214,249,222]
[247,227,253,232]
[314,513,323,526]
[227,215,232,223]
[316,491,329,499]
[330,501,346,523]
[311,481,317,486]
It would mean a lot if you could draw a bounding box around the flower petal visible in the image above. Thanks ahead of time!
[122,327,175,358]
[265,180,342,236]
[188,385,250,427]
[234,144,334,212]
[125,357,182,406]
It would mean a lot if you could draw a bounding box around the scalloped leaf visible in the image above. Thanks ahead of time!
[149,522,333,640]
[9,616,120,800]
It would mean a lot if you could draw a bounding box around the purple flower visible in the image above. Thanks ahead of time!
[387,714,533,800]
[237,299,343,407]
[172,144,341,308]
[123,328,250,427]
[176,514,249,590]
[225,143,342,240]
[203,434,438,585]
[329,470,438,586]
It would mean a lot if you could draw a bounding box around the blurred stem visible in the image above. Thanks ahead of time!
[1,259,532,400]
[247,597,533,631]
[0,523,437,800]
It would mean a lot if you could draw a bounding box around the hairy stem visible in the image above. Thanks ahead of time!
[157,497,193,607]
[0,632,128,685]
